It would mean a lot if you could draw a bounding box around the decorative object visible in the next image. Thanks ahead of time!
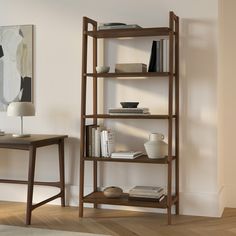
[103,186,123,198]
[115,63,147,73]
[120,102,139,108]
[7,102,35,138]
[144,133,168,159]
[0,25,33,111]
[96,65,110,73]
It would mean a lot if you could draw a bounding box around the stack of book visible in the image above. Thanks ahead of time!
[108,108,150,115]
[148,39,169,73]
[111,151,143,159]
[129,186,165,202]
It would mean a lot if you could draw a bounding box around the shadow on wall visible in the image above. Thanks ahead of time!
[65,136,80,205]
[180,18,218,194]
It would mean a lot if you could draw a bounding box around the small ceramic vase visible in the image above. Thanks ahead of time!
[144,133,167,159]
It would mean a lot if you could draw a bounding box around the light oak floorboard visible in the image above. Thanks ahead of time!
[0,201,235,236]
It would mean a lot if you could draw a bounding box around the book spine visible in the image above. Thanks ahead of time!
[107,130,115,157]
[163,39,167,72]
[101,131,106,157]
[91,127,96,157]
[156,40,161,72]
[95,127,101,157]
[129,194,165,202]
[166,39,169,72]
[160,39,164,72]
[148,41,157,72]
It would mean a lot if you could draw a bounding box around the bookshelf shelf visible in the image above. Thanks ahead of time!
[83,191,178,208]
[86,27,172,38]
[84,155,176,164]
[85,72,172,78]
[84,114,176,119]
[79,11,179,225]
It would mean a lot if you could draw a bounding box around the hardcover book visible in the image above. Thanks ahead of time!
[98,24,142,30]
[111,151,143,159]
[108,108,149,114]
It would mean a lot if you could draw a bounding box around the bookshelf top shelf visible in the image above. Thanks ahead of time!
[86,27,173,38]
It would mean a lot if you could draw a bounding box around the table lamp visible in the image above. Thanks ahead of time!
[7,102,35,138]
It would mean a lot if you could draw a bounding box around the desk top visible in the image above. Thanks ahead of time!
[0,134,68,148]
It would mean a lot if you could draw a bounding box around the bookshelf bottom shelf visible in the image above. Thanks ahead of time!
[83,191,177,209]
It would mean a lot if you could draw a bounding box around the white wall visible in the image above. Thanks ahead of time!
[219,0,236,208]
[0,0,220,216]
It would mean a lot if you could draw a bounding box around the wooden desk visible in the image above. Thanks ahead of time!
[0,134,68,225]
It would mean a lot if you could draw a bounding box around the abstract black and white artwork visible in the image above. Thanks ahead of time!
[0,25,33,111]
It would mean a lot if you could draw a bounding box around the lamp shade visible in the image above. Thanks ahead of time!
[7,102,35,117]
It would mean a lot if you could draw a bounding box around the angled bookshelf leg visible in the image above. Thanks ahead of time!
[92,20,98,209]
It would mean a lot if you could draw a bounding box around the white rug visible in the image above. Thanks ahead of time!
[0,225,110,236]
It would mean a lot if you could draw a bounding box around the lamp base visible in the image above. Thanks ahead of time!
[12,134,31,138]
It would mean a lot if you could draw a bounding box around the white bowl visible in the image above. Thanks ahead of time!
[96,66,110,73]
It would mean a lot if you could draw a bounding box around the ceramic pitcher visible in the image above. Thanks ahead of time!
[144,133,167,159]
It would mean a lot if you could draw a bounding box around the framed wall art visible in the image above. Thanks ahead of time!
[0,25,33,111]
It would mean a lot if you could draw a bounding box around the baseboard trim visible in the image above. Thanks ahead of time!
[0,184,224,217]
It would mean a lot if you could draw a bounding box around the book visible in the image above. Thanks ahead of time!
[129,189,164,197]
[160,39,164,72]
[91,127,96,156]
[101,129,115,157]
[98,24,141,30]
[109,112,150,116]
[163,39,169,72]
[148,41,157,72]
[109,108,149,114]
[111,151,143,159]
[115,63,147,73]
[129,186,164,194]
[85,124,97,157]
[156,40,161,72]
[129,194,165,202]
[94,127,101,157]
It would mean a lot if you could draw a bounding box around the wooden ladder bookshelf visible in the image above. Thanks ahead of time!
[79,11,179,225]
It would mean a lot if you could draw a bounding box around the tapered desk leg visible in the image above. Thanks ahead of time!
[58,139,65,207]
[26,146,36,225]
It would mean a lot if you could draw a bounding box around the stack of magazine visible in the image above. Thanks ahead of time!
[108,108,150,115]
[129,186,165,202]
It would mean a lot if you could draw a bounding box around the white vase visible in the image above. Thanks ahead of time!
[144,133,167,159]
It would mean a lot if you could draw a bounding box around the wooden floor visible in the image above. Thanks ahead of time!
[0,202,235,236]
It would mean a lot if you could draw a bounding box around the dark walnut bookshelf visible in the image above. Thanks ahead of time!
[79,11,179,225]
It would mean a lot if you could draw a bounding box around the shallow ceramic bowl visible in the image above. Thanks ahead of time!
[103,186,123,198]
[120,102,139,108]
[96,66,110,73]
